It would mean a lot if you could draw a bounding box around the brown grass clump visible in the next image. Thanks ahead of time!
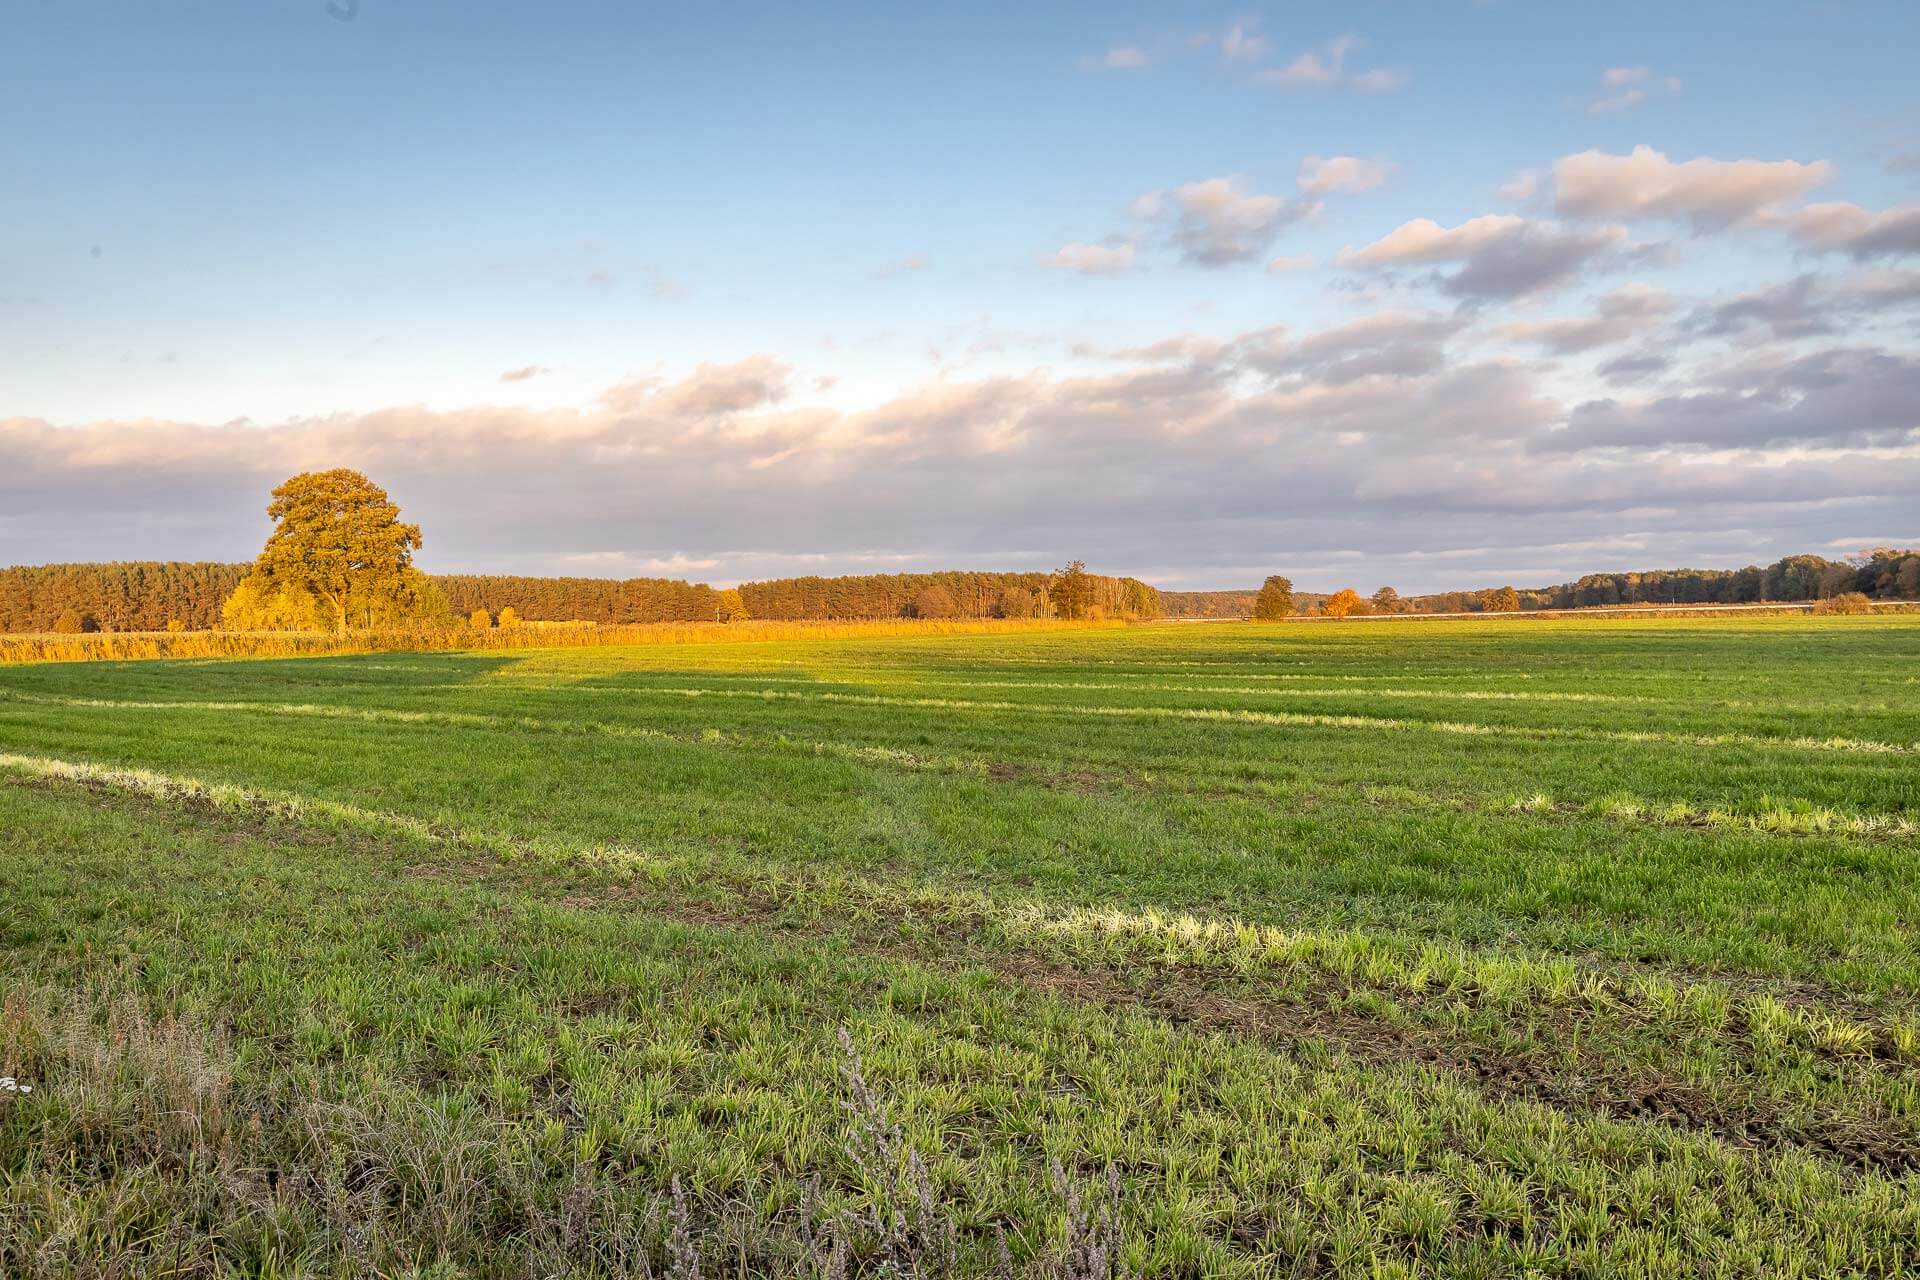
[1811,592,1874,615]
[0,988,1137,1278]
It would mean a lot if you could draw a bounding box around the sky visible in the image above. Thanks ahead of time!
[3,1,1918,592]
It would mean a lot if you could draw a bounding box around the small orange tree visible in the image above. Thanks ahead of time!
[1323,588,1363,618]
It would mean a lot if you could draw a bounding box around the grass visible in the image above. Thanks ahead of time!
[2,614,1918,1276]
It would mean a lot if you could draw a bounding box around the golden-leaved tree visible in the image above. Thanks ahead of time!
[222,470,453,632]
[1322,588,1363,618]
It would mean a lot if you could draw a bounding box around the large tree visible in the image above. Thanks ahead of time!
[1048,561,1093,620]
[1253,575,1293,621]
[248,470,423,632]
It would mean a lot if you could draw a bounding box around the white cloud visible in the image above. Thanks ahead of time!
[1049,242,1138,275]
[1257,34,1402,91]
[1266,255,1315,274]
[1263,33,1357,86]
[1552,145,1831,229]
[1136,177,1314,266]
[1787,202,1920,258]
[1298,155,1392,197]
[1498,171,1542,202]
[1587,66,1682,114]
[1491,284,1676,353]
[1685,268,1920,340]
[1338,215,1628,297]
[1096,45,1148,71]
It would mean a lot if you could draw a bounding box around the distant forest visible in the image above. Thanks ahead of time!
[0,564,1159,632]
[1,549,1914,633]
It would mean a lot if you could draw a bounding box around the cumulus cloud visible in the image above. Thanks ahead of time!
[602,355,791,418]
[1134,177,1313,266]
[1687,276,1834,342]
[1595,351,1671,386]
[499,365,550,383]
[1786,202,1920,258]
[1266,255,1315,274]
[1049,242,1137,275]
[1685,268,1920,340]
[1337,215,1628,298]
[1553,145,1831,229]
[1542,347,1920,451]
[1587,65,1682,114]
[1232,311,1469,385]
[1491,284,1676,353]
[1297,154,1392,197]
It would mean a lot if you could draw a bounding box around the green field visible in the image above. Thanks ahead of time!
[3,616,1919,1277]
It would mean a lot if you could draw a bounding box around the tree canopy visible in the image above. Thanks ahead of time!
[1048,561,1094,620]
[1479,586,1521,613]
[1322,588,1363,619]
[218,471,460,633]
[245,470,424,632]
[1253,576,1294,621]
[912,584,958,619]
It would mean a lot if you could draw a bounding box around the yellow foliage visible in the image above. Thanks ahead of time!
[220,567,455,632]
[220,574,334,631]
[1322,588,1364,619]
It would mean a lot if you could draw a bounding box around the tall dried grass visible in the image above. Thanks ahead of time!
[0,617,1126,666]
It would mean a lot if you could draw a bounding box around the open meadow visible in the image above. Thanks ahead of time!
[3,615,1920,1278]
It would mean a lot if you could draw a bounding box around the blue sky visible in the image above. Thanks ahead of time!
[4,1,1918,590]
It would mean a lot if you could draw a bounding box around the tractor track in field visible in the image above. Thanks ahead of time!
[9,766,1919,1178]
[5,687,1916,846]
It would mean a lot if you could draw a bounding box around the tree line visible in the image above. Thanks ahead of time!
[6,531,1912,634]
[738,566,1160,623]
[1374,550,1920,616]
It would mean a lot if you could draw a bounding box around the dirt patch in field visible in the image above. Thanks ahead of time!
[543,868,1920,1175]
[11,768,1918,1176]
